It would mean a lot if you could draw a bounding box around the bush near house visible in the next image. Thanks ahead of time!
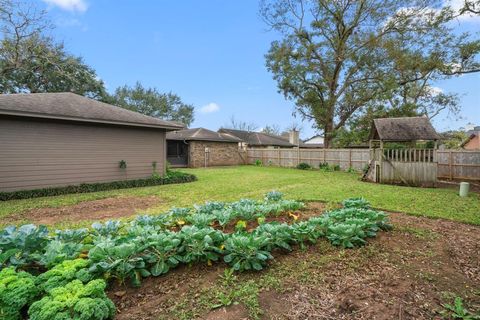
[0,171,196,201]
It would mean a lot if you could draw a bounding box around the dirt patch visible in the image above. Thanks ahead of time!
[106,203,480,320]
[3,196,159,225]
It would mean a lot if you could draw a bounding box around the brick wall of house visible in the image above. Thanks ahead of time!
[464,135,480,150]
[189,141,245,168]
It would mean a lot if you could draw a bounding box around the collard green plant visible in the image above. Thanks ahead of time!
[265,190,283,202]
[0,224,49,269]
[178,226,224,264]
[342,198,370,209]
[140,231,183,276]
[88,241,146,287]
[28,279,115,320]
[0,267,39,320]
[223,233,273,271]
[254,223,294,251]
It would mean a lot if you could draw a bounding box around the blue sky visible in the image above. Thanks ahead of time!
[41,0,479,138]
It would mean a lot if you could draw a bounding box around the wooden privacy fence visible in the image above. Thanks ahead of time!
[246,148,480,181]
[437,150,480,181]
[247,148,370,171]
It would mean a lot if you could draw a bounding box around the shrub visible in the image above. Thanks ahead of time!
[0,267,39,320]
[332,164,341,171]
[254,159,262,166]
[296,162,311,170]
[28,279,115,320]
[0,171,197,201]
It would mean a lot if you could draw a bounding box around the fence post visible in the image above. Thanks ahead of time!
[349,149,352,169]
[297,148,300,167]
[277,149,281,166]
[449,150,453,180]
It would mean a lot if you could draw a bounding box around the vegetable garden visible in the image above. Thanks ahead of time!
[0,191,393,319]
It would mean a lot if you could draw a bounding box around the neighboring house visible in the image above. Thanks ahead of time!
[218,128,296,149]
[461,126,480,150]
[302,134,324,148]
[0,92,183,192]
[166,128,244,168]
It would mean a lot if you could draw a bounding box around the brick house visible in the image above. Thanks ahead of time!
[461,126,480,150]
[166,128,244,168]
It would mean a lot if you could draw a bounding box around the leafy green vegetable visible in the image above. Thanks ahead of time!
[28,279,115,320]
[88,241,146,287]
[140,231,182,276]
[0,224,49,269]
[342,197,370,209]
[0,267,39,320]
[223,233,273,271]
[178,226,224,264]
[36,259,92,293]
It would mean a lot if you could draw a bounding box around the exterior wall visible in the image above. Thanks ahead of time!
[464,135,480,150]
[188,141,244,168]
[304,136,325,145]
[0,116,166,192]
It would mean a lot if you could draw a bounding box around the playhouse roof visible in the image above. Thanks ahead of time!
[370,116,440,142]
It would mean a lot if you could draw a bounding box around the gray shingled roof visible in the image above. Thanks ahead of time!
[218,128,295,147]
[370,116,440,141]
[0,92,184,130]
[167,128,242,143]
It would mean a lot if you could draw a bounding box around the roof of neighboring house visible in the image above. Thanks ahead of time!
[0,92,184,130]
[460,132,479,148]
[167,128,242,143]
[218,128,296,147]
[370,116,440,141]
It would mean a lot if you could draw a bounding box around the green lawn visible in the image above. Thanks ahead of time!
[1,166,479,225]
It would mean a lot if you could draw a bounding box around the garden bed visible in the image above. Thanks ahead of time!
[110,208,480,320]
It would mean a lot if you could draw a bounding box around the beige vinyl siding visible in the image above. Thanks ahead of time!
[0,117,166,192]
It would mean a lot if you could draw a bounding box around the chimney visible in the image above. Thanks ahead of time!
[289,130,299,146]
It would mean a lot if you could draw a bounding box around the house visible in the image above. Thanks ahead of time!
[461,126,480,150]
[218,128,296,149]
[166,128,244,167]
[0,92,183,192]
[302,134,324,148]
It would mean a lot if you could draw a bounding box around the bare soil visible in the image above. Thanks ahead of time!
[108,203,480,320]
[3,196,159,225]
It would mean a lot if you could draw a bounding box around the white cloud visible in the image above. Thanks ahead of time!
[199,102,220,113]
[428,86,443,96]
[43,0,88,13]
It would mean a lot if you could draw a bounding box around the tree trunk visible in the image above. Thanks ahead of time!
[323,118,334,149]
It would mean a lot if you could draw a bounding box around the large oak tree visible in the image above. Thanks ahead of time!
[261,0,480,147]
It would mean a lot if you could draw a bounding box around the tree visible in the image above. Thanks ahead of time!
[0,0,107,99]
[111,82,195,126]
[261,124,281,135]
[460,0,480,14]
[225,115,258,131]
[261,0,480,147]
[440,130,468,149]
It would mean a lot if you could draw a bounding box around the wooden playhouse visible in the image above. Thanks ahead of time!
[363,116,441,187]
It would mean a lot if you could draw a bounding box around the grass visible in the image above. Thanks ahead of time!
[0,165,479,225]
